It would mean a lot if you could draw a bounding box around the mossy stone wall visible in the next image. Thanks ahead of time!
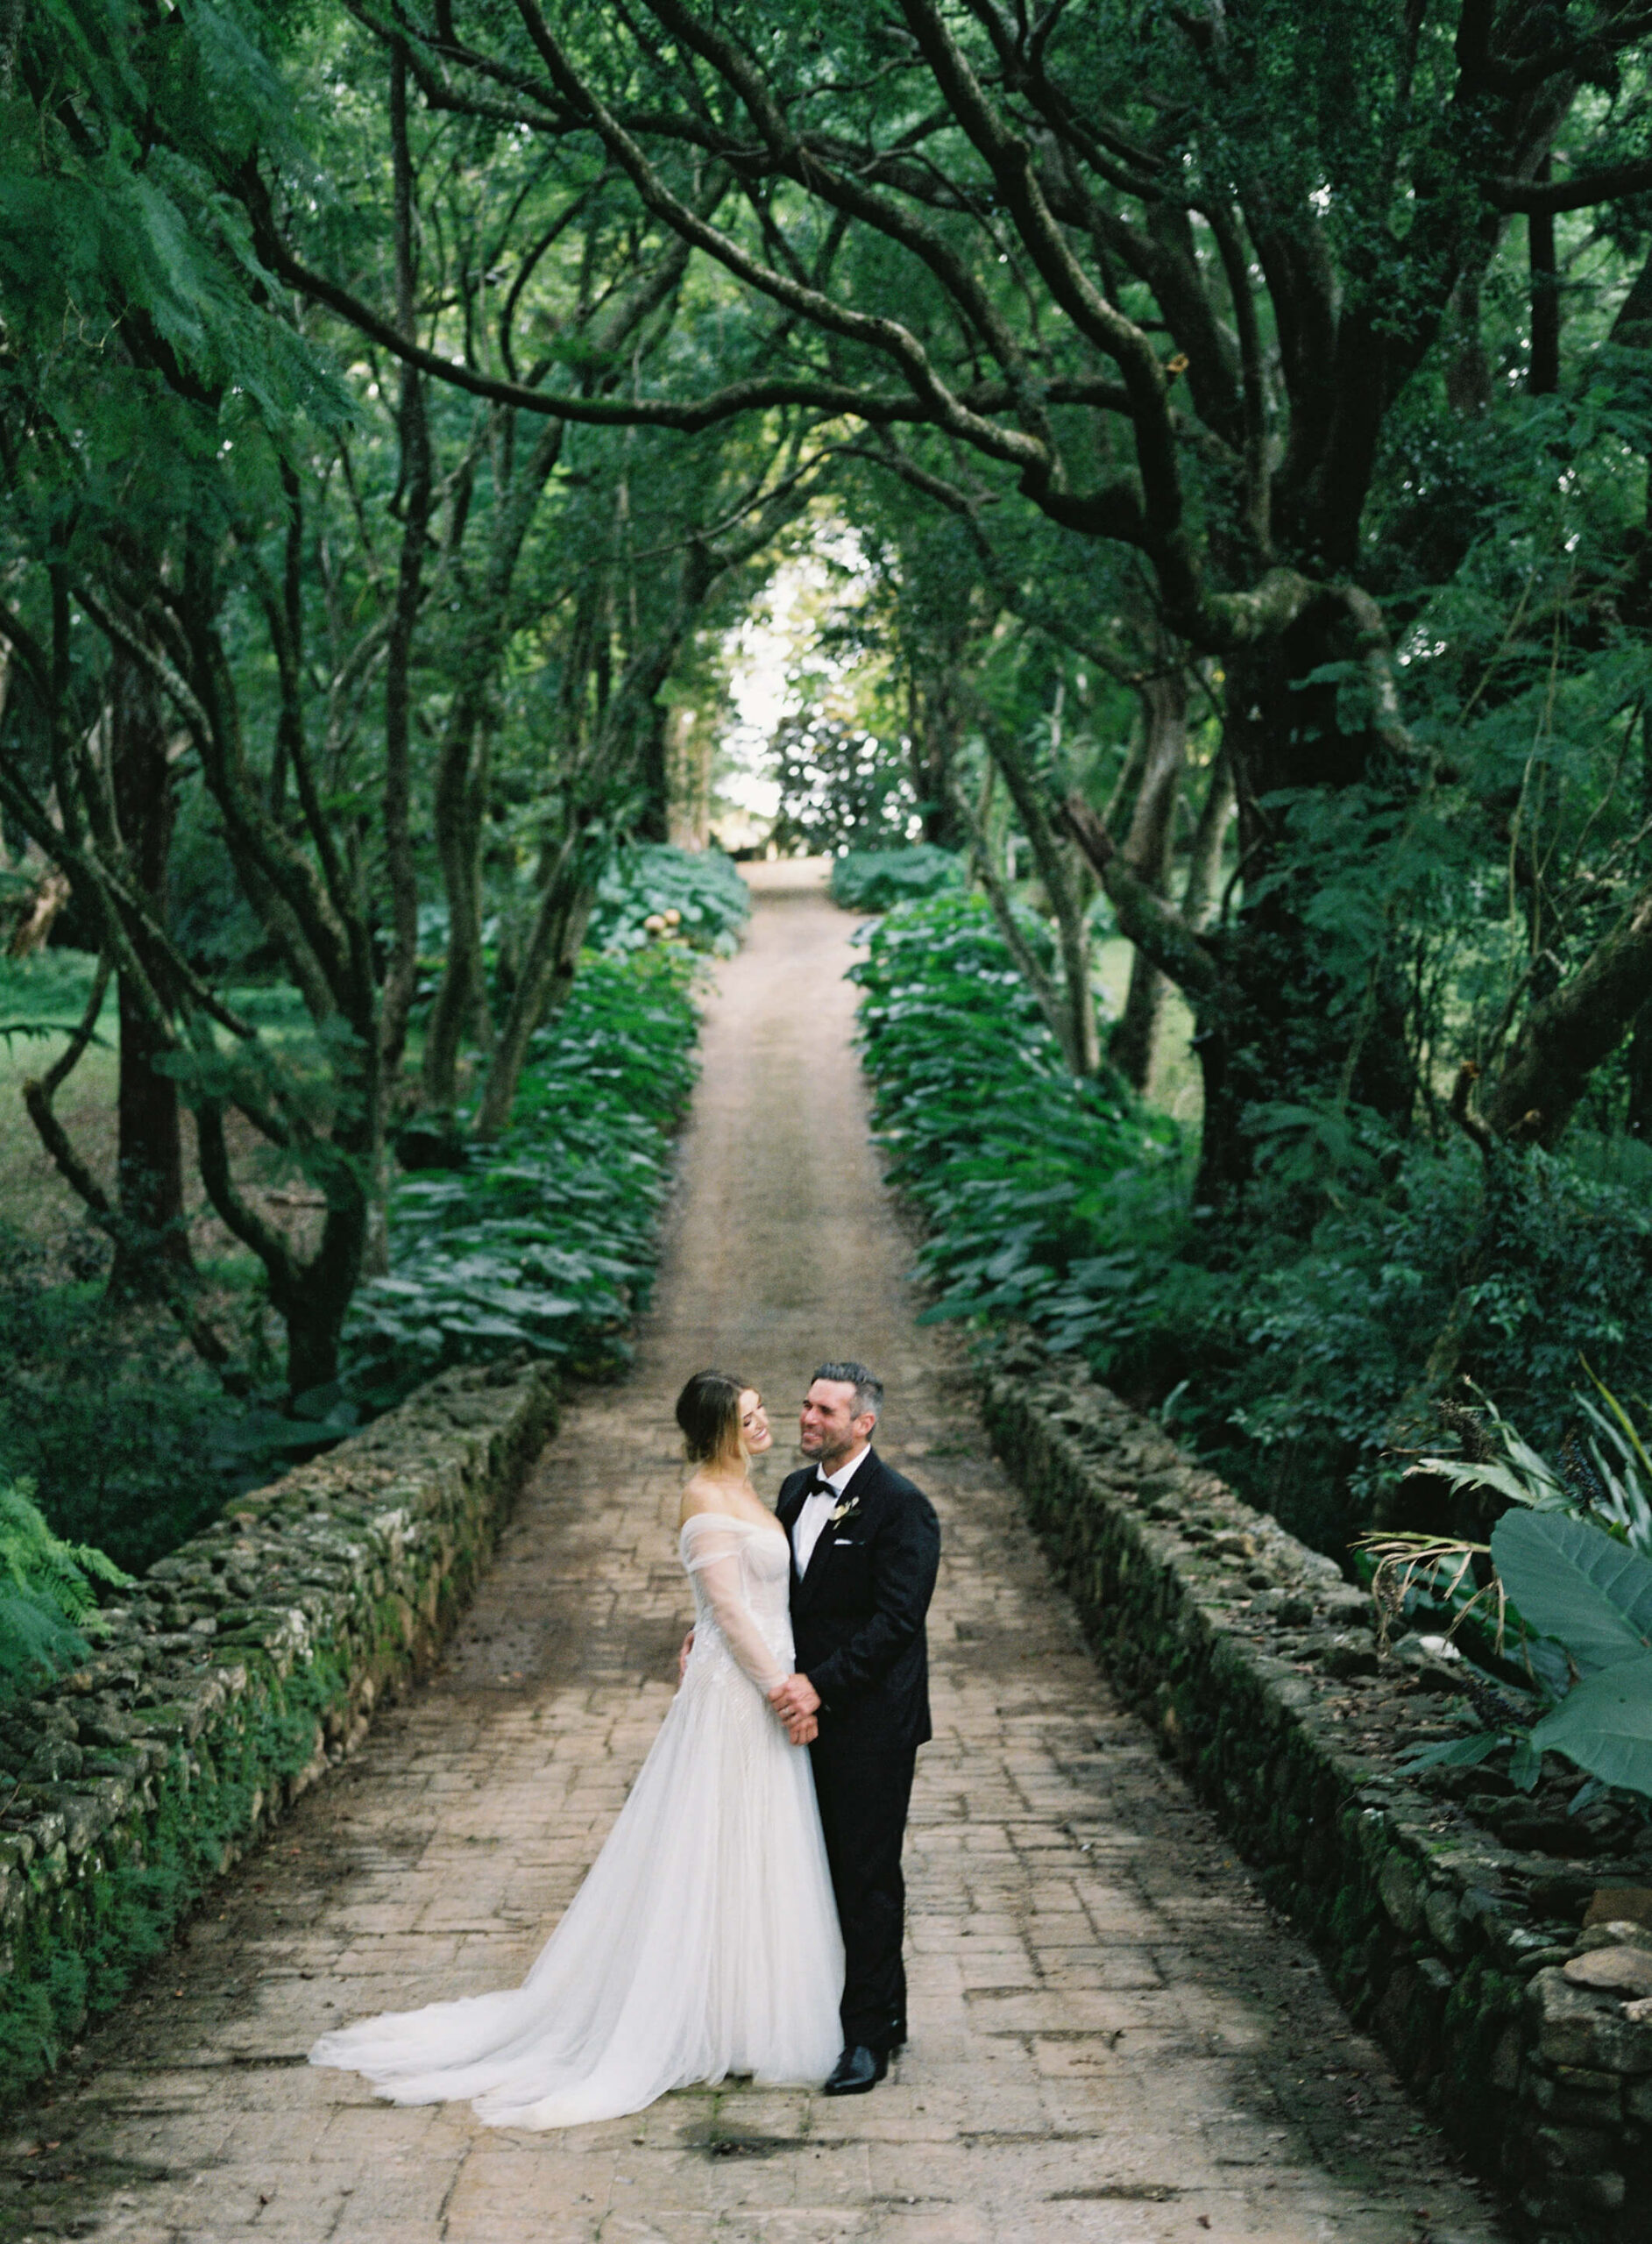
[0,1361,556,2104]
[981,1346,1651,2243]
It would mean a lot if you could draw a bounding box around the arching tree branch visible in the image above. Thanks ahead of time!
[1059,792,1225,1009]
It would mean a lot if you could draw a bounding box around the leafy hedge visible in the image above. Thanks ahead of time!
[830,845,963,913]
[855,896,1652,1559]
[1180,1145,1652,1535]
[346,946,698,1405]
[586,843,750,957]
[852,894,1176,1346]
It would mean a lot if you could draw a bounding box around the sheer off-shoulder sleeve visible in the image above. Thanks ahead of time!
[681,1516,788,1694]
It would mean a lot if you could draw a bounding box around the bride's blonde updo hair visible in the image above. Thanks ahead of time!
[676,1369,749,1470]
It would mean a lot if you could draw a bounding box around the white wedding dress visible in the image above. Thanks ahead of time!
[308,1513,844,2127]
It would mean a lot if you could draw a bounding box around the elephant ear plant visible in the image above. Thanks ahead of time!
[1359,1381,1652,1817]
[1492,1512,1652,1804]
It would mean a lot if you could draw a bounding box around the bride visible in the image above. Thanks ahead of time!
[308,1370,844,2127]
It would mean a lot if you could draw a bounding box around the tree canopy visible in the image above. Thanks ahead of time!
[4,0,1652,1450]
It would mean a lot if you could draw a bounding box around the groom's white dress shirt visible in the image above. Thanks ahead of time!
[792,1445,870,1578]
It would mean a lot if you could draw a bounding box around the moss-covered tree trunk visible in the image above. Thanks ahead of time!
[1191,618,1417,1211]
[1110,669,1188,1092]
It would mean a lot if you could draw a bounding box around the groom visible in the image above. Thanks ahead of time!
[768,1362,941,2097]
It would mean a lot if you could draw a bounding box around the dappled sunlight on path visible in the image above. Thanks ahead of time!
[1,862,1507,2243]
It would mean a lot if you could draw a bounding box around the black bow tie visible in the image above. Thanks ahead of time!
[811,1476,837,1498]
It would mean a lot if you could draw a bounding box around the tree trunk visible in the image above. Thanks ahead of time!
[1180,744,1234,933]
[473,860,593,1140]
[982,721,1100,1076]
[1627,996,1652,1143]
[958,772,1080,1067]
[1443,270,1492,417]
[111,976,190,1296]
[1190,620,1417,1206]
[379,41,432,1090]
[909,670,964,848]
[108,652,192,1299]
[421,694,492,1125]
[666,704,713,848]
[194,1100,367,1396]
[154,539,386,1392]
[4,866,70,957]
[637,697,670,842]
[421,417,564,1122]
[281,1209,366,1394]
[1110,669,1188,1090]
[1484,872,1652,1145]
[1528,160,1560,397]
[1053,887,1100,1077]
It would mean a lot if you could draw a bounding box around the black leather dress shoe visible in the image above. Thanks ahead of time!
[822,2044,888,2096]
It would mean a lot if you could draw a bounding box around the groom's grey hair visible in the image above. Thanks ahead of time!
[812,1360,883,1424]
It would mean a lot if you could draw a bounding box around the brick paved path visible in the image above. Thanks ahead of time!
[4,863,1507,2244]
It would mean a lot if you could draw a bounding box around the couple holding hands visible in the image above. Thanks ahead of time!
[312,1360,940,2126]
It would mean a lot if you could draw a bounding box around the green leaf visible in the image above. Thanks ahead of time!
[1413,1455,1560,1509]
[1508,1731,1542,1793]
[1490,1509,1652,1673]
[1398,1731,1501,1771]
[0,1474,131,1699]
[1531,1654,1652,1801]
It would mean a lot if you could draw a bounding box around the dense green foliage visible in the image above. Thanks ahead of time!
[853,895,1177,1342]
[0,945,700,1622]
[0,1477,131,1708]
[0,1255,249,1575]
[8,1,1652,1618]
[1412,1380,1652,1557]
[858,897,1652,1555]
[0,0,802,1397]
[347,948,698,1405]
[1163,1140,1652,1544]
[830,849,964,914]
[586,847,750,959]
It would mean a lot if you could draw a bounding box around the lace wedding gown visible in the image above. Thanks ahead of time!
[308,1514,844,2127]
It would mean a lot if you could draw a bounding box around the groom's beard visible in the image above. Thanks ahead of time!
[808,1437,864,1474]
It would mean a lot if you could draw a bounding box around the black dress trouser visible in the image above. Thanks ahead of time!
[808,1729,918,2051]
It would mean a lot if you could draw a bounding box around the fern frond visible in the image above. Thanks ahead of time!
[0,1477,131,1681]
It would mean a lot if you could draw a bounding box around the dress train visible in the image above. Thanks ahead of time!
[308,1514,843,2127]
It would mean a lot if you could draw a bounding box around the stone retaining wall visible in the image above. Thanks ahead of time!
[0,1360,557,2105]
[981,1344,1652,2243]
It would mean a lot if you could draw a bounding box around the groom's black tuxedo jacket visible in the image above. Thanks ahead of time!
[776,1448,941,1752]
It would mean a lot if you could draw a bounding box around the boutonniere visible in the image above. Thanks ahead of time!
[828,1496,861,1527]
